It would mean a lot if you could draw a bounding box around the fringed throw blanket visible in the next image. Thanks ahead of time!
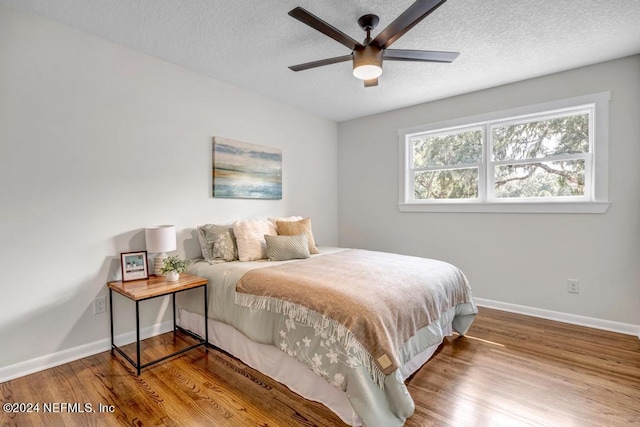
[235,249,473,388]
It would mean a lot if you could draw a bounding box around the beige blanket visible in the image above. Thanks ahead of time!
[235,249,473,383]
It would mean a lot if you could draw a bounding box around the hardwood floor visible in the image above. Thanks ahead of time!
[1,307,639,426]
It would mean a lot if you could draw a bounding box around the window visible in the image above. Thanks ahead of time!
[399,92,610,213]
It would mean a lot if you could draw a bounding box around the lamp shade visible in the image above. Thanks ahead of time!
[353,45,383,80]
[145,225,177,253]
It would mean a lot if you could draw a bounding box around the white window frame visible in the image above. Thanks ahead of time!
[398,92,611,213]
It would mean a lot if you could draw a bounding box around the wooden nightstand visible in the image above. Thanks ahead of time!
[107,273,209,375]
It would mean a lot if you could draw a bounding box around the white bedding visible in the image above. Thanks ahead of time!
[175,247,477,426]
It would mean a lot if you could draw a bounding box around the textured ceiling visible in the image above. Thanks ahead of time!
[2,0,640,122]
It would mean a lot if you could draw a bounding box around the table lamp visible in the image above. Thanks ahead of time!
[145,225,177,276]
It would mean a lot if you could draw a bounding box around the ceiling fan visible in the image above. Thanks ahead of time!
[288,0,459,87]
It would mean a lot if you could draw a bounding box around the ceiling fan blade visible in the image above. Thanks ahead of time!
[384,49,459,63]
[289,7,363,51]
[289,54,353,72]
[372,0,448,49]
[364,78,379,87]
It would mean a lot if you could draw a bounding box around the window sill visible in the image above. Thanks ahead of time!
[398,201,611,214]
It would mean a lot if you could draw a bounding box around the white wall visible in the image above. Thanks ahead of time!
[338,55,640,328]
[0,5,338,370]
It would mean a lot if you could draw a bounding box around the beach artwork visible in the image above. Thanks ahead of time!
[212,137,282,199]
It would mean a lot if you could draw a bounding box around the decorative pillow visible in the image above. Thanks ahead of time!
[233,219,278,261]
[268,216,303,232]
[265,234,310,261]
[275,217,319,254]
[196,224,238,263]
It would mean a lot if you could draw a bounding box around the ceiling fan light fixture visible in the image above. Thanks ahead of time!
[352,46,383,80]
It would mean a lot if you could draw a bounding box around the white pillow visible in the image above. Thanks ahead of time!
[233,219,278,261]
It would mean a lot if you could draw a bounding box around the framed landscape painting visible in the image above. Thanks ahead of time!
[212,137,282,199]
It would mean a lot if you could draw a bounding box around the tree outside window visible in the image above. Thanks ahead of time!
[406,106,595,205]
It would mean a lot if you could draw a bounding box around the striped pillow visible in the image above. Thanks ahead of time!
[264,234,310,261]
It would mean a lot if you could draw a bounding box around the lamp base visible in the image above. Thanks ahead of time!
[153,253,168,276]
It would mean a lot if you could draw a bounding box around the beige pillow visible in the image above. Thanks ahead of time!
[276,218,319,254]
[233,219,278,261]
[268,216,303,232]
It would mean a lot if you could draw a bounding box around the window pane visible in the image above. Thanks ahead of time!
[412,128,482,168]
[492,114,589,161]
[494,160,585,198]
[415,168,478,199]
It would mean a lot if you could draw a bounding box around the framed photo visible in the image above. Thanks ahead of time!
[120,251,149,282]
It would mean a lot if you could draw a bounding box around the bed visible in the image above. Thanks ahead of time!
[175,231,476,426]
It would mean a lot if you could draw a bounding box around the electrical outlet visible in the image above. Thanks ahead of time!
[567,279,580,294]
[94,296,106,314]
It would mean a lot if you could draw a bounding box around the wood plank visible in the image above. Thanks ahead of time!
[1,308,639,426]
[108,274,207,301]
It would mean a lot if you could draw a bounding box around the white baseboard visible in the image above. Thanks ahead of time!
[475,298,640,338]
[0,320,173,384]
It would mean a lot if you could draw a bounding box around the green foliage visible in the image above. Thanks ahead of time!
[492,114,588,198]
[160,255,190,274]
[492,115,588,161]
[412,113,589,199]
[495,160,584,198]
[412,128,482,199]
[413,129,482,168]
[415,169,478,199]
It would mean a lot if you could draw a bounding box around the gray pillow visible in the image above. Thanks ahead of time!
[264,234,310,261]
[197,224,238,263]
